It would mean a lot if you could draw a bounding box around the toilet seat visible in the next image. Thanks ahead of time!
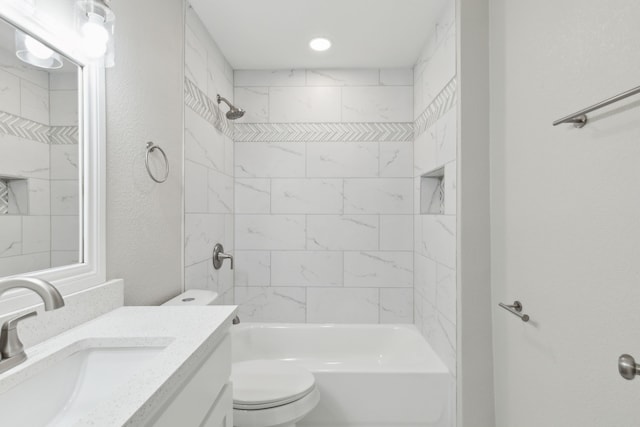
[231,360,316,410]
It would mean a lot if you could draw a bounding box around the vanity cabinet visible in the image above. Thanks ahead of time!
[149,333,233,427]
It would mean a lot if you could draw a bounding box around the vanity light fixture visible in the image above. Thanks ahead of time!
[309,37,331,52]
[75,0,115,66]
[15,31,63,69]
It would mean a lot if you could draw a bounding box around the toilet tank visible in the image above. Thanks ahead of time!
[162,290,219,306]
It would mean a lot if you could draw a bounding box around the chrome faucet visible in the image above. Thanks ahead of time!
[212,243,234,270]
[0,277,65,374]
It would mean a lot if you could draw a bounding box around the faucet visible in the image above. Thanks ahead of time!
[212,243,234,270]
[0,277,65,374]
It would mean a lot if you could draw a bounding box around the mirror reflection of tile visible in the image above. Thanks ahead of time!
[0,18,80,277]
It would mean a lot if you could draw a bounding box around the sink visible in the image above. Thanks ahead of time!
[0,345,165,426]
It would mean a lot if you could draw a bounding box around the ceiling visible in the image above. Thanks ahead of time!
[189,0,449,70]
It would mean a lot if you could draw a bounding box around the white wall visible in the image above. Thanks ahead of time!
[105,0,184,305]
[233,69,415,323]
[490,0,640,425]
[183,6,235,304]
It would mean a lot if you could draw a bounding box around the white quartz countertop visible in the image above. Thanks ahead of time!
[0,305,237,427]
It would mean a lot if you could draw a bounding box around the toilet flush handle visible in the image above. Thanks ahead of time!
[212,243,234,270]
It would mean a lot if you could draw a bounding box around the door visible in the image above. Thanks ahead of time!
[490,0,640,426]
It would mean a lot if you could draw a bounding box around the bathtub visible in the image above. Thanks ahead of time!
[232,323,451,427]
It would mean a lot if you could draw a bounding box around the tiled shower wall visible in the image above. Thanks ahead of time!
[412,0,457,404]
[0,48,79,277]
[183,6,235,304]
[232,69,415,323]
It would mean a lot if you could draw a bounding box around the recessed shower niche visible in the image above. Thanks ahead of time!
[0,176,28,215]
[420,167,445,215]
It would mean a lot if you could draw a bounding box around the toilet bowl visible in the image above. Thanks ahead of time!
[162,291,319,427]
[231,359,320,427]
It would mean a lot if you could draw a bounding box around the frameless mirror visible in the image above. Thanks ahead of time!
[0,17,81,278]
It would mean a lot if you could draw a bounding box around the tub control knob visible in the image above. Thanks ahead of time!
[213,243,234,270]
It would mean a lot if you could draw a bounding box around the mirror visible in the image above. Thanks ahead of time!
[0,18,81,278]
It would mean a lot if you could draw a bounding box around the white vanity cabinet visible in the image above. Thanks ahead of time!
[149,332,233,427]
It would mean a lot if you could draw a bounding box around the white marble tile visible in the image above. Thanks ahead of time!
[306,215,378,251]
[271,251,343,286]
[184,160,208,213]
[234,251,270,286]
[0,135,49,179]
[235,214,306,250]
[306,69,379,86]
[342,86,413,122]
[0,51,48,89]
[380,288,414,323]
[420,215,456,269]
[50,145,79,180]
[185,16,208,88]
[306,142,378,178]
[417,27,456,111]
[27,178,50,215]
[379,142,413,177]
[436,263,456,324]
[184,213,225,266]
[184,260,209,290]
[20,79,49,124]
[270,87,341,123]
[414,253,437,305]
[51,250,79,268]
[234,70,306,87]
[22,215,50,254]
[379,215,413,250]
[0,68,21,116]
[235,142,305,178]
[307,288,379,323]
[51,215,79,251]
[50,180,79,215]
[444,161,457,215]
[0,216,22,256]
[414,127,438,176]
[436,109,457,165]
[49,72,78,90]
[208,169,233,213]
[344,251,413,287]
[235,286,306,322]
[379,69,413,86]
[235,179,270,214]
[49,90,78,126]
[271,179,343,214]
[344,178,413,214]
[0,252,49,277]
[185,108,226,172]
[234,87,269,123]
[224,136,234,176]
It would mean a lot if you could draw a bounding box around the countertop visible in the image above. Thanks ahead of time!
[0,305,237,426]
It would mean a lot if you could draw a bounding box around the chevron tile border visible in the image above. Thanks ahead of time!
[234,122,414,142]
[0,111,78,145]
[184,77,234,138]
[0,180,8,215]
[414,77,457,138]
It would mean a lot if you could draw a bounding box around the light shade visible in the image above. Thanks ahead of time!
[75,0,115,67]
[15,31,63,69]
[309,37,331,52]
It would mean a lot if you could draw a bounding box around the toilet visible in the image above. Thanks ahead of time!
[163,290,320,427]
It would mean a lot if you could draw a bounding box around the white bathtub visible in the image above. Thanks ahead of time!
[232,323,451,427]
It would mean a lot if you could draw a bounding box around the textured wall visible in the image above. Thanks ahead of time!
[233,68,414,323]
[490,0,640,425]
[105,0,184,305]
[183,6,235,304]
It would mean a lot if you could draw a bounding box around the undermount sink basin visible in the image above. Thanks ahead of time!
[0,344,165,426]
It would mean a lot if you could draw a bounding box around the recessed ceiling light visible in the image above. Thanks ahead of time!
[309,37,331,52]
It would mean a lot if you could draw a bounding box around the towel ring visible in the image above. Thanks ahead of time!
[145,141,169,183]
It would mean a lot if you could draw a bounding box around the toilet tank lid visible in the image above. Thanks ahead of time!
[162,290,219,306]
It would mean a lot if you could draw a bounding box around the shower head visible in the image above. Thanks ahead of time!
[217,94,245,120]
